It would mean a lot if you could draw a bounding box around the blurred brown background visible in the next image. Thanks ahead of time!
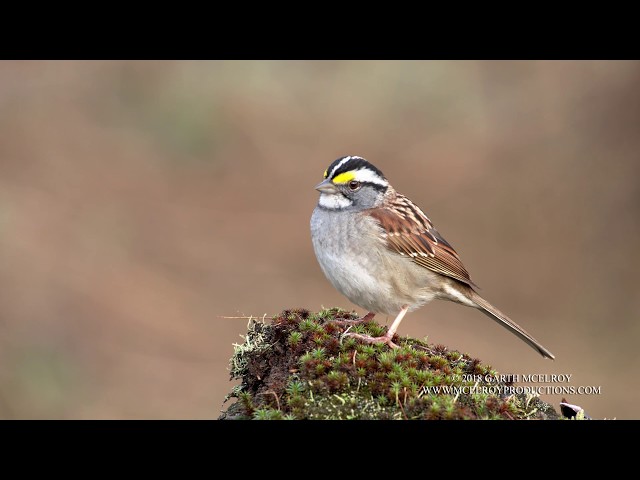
[0,60,638,419]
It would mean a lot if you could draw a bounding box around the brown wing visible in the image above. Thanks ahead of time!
[367,194,477,288]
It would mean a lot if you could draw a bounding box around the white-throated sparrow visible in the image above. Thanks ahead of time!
[310,155,555,359]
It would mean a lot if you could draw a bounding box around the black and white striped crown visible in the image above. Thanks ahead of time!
[323,155,388,188]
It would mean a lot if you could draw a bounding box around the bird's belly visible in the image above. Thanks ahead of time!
[317,251,401,314]
[311,209,437,314]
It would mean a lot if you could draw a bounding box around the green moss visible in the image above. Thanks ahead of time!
[219,308,563,420]
[287,331,303,346]
[253,408,284,420]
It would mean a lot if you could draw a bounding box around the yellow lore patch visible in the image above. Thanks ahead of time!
[331,171,356,184]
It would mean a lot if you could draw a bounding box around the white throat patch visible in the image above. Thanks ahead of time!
[318,193,352,209]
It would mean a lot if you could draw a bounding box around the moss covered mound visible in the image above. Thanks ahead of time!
[219,308,561,420]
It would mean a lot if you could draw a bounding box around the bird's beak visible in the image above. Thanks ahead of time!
[315,179,339,194]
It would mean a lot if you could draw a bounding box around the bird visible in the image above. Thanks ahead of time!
[310,155,555,359]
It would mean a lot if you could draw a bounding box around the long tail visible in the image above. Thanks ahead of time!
[468,290,555,360]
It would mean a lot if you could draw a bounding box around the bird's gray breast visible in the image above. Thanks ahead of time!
[310,206,403,314]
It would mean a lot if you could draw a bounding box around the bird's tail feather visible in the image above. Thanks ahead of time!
[468,290,555,360]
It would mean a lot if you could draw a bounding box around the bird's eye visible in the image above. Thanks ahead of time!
[349,181,360,190]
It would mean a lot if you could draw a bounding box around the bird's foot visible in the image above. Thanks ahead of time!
[342,332,398,349]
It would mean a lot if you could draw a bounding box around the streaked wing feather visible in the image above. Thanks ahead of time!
[368,196,476,287]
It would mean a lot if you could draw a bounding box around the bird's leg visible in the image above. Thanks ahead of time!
[331,311,376,326]
[343,306,409,349]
